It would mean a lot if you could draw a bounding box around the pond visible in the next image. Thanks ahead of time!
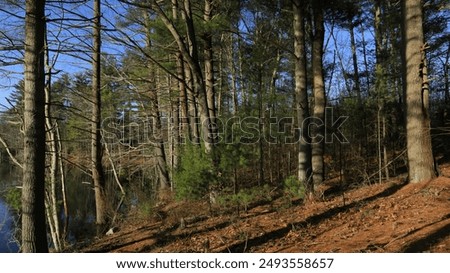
[0,163,101,252]
[0,197,19,252]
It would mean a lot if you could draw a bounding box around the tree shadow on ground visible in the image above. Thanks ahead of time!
[224,180,407,252]
[402,216,450,252]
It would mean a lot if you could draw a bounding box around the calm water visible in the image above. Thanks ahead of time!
[0,164,100,252]
[0,198,19,252]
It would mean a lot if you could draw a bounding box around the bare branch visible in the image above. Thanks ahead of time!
[0,135,23,169]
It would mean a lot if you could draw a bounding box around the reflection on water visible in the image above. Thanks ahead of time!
[0,164,19,252]
[64,169,98,244]
[0,163,103,252]
[0,198,19,252]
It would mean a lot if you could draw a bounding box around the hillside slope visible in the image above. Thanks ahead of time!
[81,165,450,253]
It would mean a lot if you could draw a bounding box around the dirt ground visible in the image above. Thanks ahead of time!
[80,164,450,253]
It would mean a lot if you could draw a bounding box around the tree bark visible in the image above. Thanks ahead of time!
[44,30,62,251]
[349,21,362,106]
[444,42,450,104]
[375,0,389,182]
[311,0,326,187]
[293,0,312,191]
[55,123,69,239]
[177,52,191,140]
[203,0,217,130]
[401,0,436,183]
[143,9,171,193]
[92,0,108,226]
[181,0,214,153]
[22,0,49,253]
[228,31,239,115]
[152,0,214,154]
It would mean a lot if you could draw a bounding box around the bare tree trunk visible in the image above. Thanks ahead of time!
[103,142,125,195]
[375,0,391,183]
[176,52,191,140]
[377,105,382,183]
[401,0,436,183]
[237,24,247,107]
[171,0,181,165]
[375,0,384,183]
[168,74,180,176]
[348,13,368,158]
[311,0,326,188]
[383,116,389,180]
[152,0,214,154]
[360,25,371,95]
[228,31,239,115]
[185,66,200,143]
[22,0,49,253]
[182,0,214,153]
[180,3,199,143]
[92,0,108,227]
[44,35,62,251]
[217,34,224,116]
[444,43,450,104]
[143,10,170,193]
[153,75,171,191]
[55,123,69,239]
[349,22,362,105]
[203,0,217,130]
[293,0,312,191]
[257,66,264,186]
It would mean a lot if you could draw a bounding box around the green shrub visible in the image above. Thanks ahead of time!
[216,185,272,213]
[284,175,305,199]
[136,199,154,218]
[252,184,273,202]
[174,143,215,200]
[235,189,254,212]
[4,187,21,211]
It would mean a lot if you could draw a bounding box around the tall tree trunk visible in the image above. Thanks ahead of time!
[330,31,352,95]
[383,116,389,180]
[178,2,199,144]
[257,66,264,186]
[311,0,326,187]
[168,73,180,176]
[360,25,371,95]
[152,0,214,154]
[22,0,49,253]
[237,28,247,107]
[182,0,214,153]
[375,0,389,182]
[177,53,191,141]
[349,22,362,105]
[293,0,312,192]
[185,66,200,144]
[348,15,367,158]
[217,34,224,116]
[171,0,184,165]
[401,0,436,183]
[56,123,69,239]
[92,0,108,226]
[44,30,62,251]
[228,31,239,115]
[203,0,216,130]
[143,10,170,193]
[443,42,450,104]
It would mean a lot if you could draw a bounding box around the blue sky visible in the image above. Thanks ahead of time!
[0,0,358,111]
[2,1,447,112]
[0,0,125,111]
